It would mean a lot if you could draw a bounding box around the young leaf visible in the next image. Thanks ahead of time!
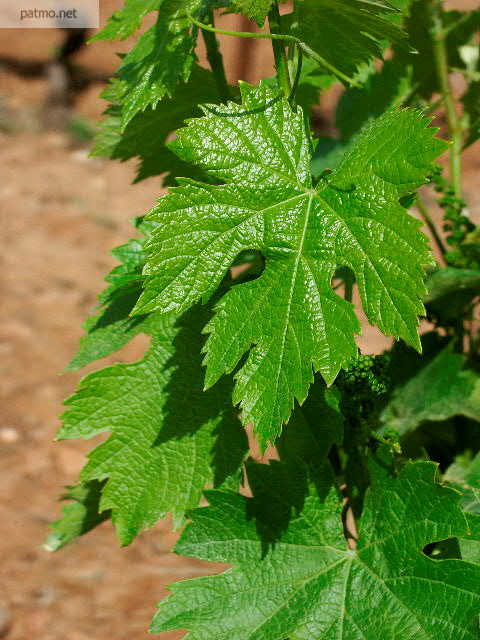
[152,448,480,639]
[92,65,226,185]
[385,0,414,20]
[44,481,110,551]
[388,0,413,11]
[134,82,447,445]
[58,306,247,545]
[293,0,405,78]
[91,0,160,42]
[381,343,480,435]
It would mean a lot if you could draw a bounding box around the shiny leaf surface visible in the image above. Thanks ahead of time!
[92,65,225,185]
[135,82,447,444]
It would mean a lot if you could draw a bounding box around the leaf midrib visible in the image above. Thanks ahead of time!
[264,192,315,430]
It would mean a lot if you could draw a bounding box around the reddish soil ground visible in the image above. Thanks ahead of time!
[0,1,478,638]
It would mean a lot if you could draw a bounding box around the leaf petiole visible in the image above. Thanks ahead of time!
[268,2,293,103]
[185,10,359,86]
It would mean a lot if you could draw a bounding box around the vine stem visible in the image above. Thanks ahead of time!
[267,2,292,102]
[201,11,231,102]
[431,3,463,198]
[416,194,447,259]
[186,11,359,86]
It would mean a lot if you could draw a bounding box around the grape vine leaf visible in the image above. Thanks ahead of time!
[117,5,194,125]
[381,343,480,435]
[44,481,110,551]
[293,0,406,78]
[424,267,480,306]
[114,0,223,126]
[133,82,447,445]
[91,0,160,42]
[58,305,248,545]
[66,218,156,371]
[152,447,480,639]
[92,65,225,185]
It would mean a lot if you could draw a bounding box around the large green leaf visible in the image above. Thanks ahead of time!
[92,65,225,185]
[459,513,480,564]
[293,0,405,79]
[152,447,480,639]
[381,343,480,435]
[133,82,447,445]
[58,306,247,545]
